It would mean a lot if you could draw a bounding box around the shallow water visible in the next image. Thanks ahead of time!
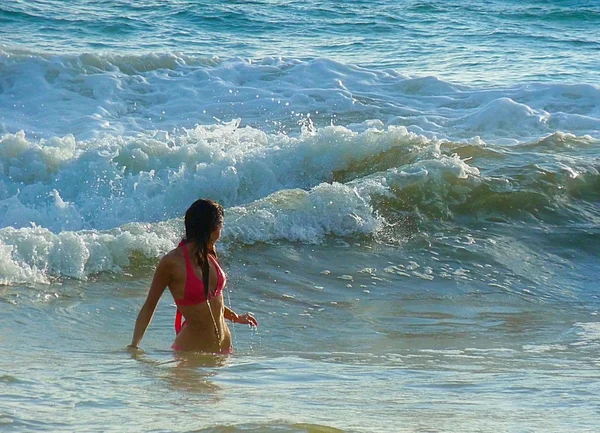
[3,240,600,432]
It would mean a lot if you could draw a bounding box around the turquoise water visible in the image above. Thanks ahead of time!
[2,0,599,84]
[1,1,599,432]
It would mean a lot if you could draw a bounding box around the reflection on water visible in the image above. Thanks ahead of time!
[128,348,229,398]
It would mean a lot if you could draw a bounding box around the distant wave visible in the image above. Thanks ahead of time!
[1,52,598,141]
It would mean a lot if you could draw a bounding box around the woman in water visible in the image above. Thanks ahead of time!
[129,199,258,353]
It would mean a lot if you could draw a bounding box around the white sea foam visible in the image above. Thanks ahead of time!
[0,124,432,232]
[573,322,600,346]
[0,145,491,284]
[1,53,598,142]
[224,183,382,245]
[0,222,180,284]
[0,179,384,283]
[1,52,598,284]
[0,118,493,284]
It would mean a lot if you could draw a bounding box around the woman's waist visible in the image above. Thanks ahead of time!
[175,321,232,350]
[181,318,231,335]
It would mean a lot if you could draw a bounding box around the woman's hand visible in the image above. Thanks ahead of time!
[235,313,258,327]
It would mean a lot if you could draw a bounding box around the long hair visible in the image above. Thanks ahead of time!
[183,199,224,298]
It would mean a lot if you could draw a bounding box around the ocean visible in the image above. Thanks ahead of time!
[1,0,599,432]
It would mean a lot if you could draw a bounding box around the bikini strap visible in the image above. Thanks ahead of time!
[175,308,184,334]
[175,239,188,334]
[183,242,203,284]
[208,254,224,289]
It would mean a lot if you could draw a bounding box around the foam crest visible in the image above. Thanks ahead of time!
[0,181,383,284]
[0,131,77,183]
[457,97,549,139]
[225,183,383,244]
[0,124,429,232]
[573,322,600,347]
[1,52,599,143]
[375,152,600,224]
[0,242,48,285]
[0,221,181,284]
[346,146,480,192]
[2,119,598,238]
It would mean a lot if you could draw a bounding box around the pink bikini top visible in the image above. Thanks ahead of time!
[174,241,226,334]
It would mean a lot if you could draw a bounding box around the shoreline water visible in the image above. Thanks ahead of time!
[2,240,599,432]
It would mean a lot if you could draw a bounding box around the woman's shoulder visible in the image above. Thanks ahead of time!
[160,244,185,266]
[152,246,184,281]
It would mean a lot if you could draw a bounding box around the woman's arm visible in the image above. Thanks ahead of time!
[223,306,239,323]
[224,306,258,327]
[129,255,172,348]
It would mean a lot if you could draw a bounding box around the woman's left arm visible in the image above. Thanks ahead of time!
[224,306,258,327]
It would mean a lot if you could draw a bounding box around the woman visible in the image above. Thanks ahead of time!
[129,199,257,353]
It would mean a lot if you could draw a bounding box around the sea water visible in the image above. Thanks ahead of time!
[0,1,599,432]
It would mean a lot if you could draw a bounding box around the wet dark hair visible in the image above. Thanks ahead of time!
[183,199,224,298]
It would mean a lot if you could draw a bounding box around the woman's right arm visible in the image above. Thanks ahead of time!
[129,255,172,349]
